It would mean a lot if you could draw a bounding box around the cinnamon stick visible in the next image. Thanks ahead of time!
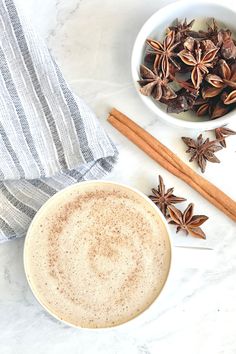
[108,108,236,222]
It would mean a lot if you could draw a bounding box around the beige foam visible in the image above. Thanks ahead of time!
[25,182,171,328]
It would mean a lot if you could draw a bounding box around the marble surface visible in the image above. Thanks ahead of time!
[1,0,236,353]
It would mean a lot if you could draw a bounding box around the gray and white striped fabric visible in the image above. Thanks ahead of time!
[0,0,118,242]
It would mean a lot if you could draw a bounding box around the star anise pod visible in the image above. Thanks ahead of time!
[183,38,217,53]
[169,18,195,42]
[138,65,177,101]
[166,88,197,114]
[193,97,214,116]
[203,60,236,102]
[178,40,219,88]
[182,134,223,173]
[149,175,186,217]
[199,18,219,44]
[167,203,208,239]
[193,96,229,119]
[218,29,236,59]
[206,18,218,39]
[201,61,236,117]
[215,126,236,147]
[146,30,180,77]
[221,90,236,107]
[211,100,231,119]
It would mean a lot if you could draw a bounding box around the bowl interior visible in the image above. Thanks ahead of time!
[132,0,236,128]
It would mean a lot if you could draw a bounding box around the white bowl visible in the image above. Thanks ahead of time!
[131,0,236,130]
[24,181,173,330]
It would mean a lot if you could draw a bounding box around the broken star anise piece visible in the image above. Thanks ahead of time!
[149,175,186,217]
[167,203,208,239]
[218,29,236,59]
[166,88,197,114]
[169,18,195,42]
[146,30,180,78]
[199,19,219,44]
[138,65,177,101]
[215,126,236,148]
[178,40,219,88]
[182,134,223,173]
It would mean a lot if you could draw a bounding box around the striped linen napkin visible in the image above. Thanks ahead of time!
[0,0,118,242]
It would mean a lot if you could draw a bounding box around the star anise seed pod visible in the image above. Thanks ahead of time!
[203,60,236,101]
[193,97,213,116]
[149,175,186,217]
[167,203,208,239]
[193,96,229,119]
[196,102,210,116]
[146,30,180,78]
[223,91,236,105]
[215,126,236,147]
[182,134,223,173]
[138,65,177,101]
[178,40,219,88]
[210,100,230,119]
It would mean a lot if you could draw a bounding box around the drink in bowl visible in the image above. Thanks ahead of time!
[24,181,172,328]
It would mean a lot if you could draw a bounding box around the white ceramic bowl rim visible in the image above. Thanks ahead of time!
[131,0,236,130]
[24,180,173,331]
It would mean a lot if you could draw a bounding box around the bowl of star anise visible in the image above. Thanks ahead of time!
[131,0,236,129]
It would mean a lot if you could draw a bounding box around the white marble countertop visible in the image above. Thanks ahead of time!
[1,0,236,353]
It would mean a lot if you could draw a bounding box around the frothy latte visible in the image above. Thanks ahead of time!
[24,182,171,328]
